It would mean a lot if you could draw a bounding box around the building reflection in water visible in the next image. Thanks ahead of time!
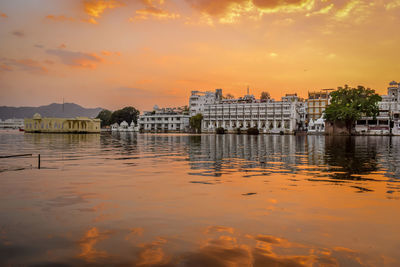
[187,135,397,177]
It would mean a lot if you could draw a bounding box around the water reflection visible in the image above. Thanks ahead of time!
[187,135,399,194]
[0,132,400,266]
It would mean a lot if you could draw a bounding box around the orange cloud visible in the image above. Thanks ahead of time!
[0,58,48,74]
[83,0,125,23]
[0,12,7,18]
[46,49,104,69]
[185,0,321,23]
[131,6,180,20]
[45,15,76,22]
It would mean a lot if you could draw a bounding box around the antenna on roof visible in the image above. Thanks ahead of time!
[247,86,249,95]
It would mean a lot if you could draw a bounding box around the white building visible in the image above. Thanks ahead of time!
[355,81,400,135]
[307,117,325,134]
[189,89,222,116]
[138,106,190,132]
[0,118,24,129]
[111,121,138,132]
[201,93,305,134]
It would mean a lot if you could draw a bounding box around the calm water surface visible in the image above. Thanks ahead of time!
[0,131,400,266]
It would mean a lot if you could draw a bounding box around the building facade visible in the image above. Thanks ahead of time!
[189,89,222,116]
[306,90,332,121]
[0,118,24,129]
[138,107,190,132]
[24,113,100,133]
[201,94,305,134]
[355,81,400,135]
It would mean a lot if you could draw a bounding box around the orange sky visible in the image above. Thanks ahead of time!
[0,0,399,111]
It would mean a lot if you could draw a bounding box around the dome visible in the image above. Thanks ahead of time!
[130,121,135,127]
[153,105,159,110]
[33,113,41,119]
[120,121,129,126]
[389,81,398,86]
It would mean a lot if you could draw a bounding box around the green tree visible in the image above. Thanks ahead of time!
[190,113,203,133]
[260,91,270,101]
[324,85,381,133]
[96,109,112,127]
[110,106,140,125]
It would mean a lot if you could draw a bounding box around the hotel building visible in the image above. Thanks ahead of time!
[201,92,306,134]
[355,81,400,135]
[138,106,190,132]
[189,89,222,116]
[306,90,332,121]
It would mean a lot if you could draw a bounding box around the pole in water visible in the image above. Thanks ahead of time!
[38,154,40,169]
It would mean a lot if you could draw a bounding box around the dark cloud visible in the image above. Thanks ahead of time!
[10,30,24,37]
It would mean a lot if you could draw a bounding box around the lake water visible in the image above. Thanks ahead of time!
[0,131,399,266]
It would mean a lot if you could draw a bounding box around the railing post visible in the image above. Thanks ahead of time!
[38,154,40,169]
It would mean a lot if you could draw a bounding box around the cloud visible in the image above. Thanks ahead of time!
[45,15,76,22]
[0,58,48,74]
[385,0,400,10]
[10,30,24,37]
[0,12,7,18]
[46,49,104,69]
[185,0,316,23]
[306,3,334,17]
[129,0,180,21]
[83,0,125,23]
[130,6,180,20]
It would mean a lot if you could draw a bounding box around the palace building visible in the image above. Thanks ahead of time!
[24,113,100,133]
[201,92,306,134]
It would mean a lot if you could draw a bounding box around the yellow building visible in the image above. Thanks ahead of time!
[307,89,333,121]
[24,113,100,133]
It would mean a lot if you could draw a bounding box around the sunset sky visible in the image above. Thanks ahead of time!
[0,0,400,111]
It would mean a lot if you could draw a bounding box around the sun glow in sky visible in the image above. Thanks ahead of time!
[0,0,400,111]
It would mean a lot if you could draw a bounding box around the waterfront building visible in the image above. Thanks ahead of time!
[201,92,305,134]
[0,118,24,129]
[24,113,100,133]
[306,90,332,121]
[111,121,138,132]
[355,81,400,135]
[307,117,325,134]
[189,89,222,116]
[138,106,190,132]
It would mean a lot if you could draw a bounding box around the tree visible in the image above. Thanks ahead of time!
[190,114,203,133]
[324,85,381,133]
[96,109,112,127]
[247,127,259,135]
[260,91,270,101]
[110,106,140,125]
[223,93,235,99]
[216,127,225,134]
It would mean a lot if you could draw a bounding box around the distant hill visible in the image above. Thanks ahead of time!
[0,103,103,120]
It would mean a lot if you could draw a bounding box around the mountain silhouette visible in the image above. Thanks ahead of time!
[0,103,103,119]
